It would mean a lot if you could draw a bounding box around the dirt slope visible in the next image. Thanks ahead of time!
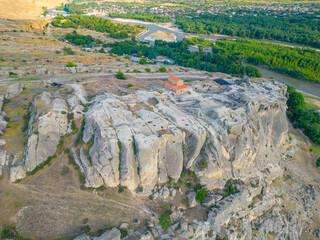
[0,0,67,20]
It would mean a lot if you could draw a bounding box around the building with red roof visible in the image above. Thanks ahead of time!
[165,76,190,94]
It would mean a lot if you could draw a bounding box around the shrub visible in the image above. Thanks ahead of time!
[116,71,126,80]
[145,68,151,72]
[196,188,208,203]
[317,157,320,167]
[63,47,75,55]
[165,203,171,210]
[127,83,133,88]
[9,72,18,76]
[159,67,167,72]
[133,69,141,73]
[64,148,71,154]
[66,61,77,67]
[159,213,171,229]
[139,58,148,64]
[71,120,77,130]
[67,112,74,122]
[99,48,106,53]
[135,186,143,193]
[120,229,128,238]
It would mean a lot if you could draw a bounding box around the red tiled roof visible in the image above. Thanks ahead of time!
[168,75,182,83]
[165,82,190,91]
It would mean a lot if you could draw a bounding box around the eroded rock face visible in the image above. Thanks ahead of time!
[10,97,69,182]
[79,80,288,193]
[6,83,24,99]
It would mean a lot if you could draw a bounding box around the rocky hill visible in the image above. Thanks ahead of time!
[0,18,320,240]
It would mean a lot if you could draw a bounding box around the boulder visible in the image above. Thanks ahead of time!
[187,190,197,207]
[6,83,24,99]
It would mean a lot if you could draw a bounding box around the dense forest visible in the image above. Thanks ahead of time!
[109,13,172,23]
[107,39,261,77]
[65,31,103,46]
[176,14,320,48]
[287,86,320,144]
[209,39,320,83]
[52,15,144,39]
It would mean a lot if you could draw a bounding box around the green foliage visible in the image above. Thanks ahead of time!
[27,155,56,176]
[159,213,171,229]
[244,65,262,78]
[120,229,128,238]
[64,148,71,154]
[66,32,95,46]
[68,154,86,185]
[66,61,77,67]
[116,71,126,80]
[63,47,75,55]
[1,224,29,240]
[52,15,143,39]
[145,68,151,72]
[222,185,237,198]
[139,58,148,64]
[75,119,86,146]
[127,83,133,88]
[287,89,320,144]
[212,39,320,83]
[159,67,167,73]
[287,92,304,109]
[196,188,208,203]
[21,106,31,132]
[71,120,77,131]
[99,48,106,53]
[317,158,320,167]
[9,72,18,76]
[67,112,74,122]
[176,12,320,48]
[110,13,172,23]
[135,186,143,193]
[165,203,171,210]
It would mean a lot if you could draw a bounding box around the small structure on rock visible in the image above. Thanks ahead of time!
[165,76,190,94]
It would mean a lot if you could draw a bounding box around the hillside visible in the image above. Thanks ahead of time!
[0,0,67,20]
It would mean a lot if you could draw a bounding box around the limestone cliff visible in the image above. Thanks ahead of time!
[78,80,288,193]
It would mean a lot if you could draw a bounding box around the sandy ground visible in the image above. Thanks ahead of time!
[0,0,68,20]
[145,30,176,42]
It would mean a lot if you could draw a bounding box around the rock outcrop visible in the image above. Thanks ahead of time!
[10,97,69,182]
[79,80,288,193]
[6,83,24,99]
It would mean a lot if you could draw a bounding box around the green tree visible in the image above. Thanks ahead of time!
[139,58,148,65]
[116,71,126,80]
[196,188,208,203]
[287,92,304,110]
[159,213,171,229]
[159,67,167,73]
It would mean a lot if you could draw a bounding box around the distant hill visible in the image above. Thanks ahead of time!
[0,0,68,20]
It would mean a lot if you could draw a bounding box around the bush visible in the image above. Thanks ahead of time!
[127,83,133,88]
[145,68,151,72]
[159,67,167,72]
[9,72,18,77]
[139,58,148,64]
[159,213,171,229]
[135,186,143,193]
[63,47,75,55]
[120,229,128,238]
[317,158,320,167]
[116,71,126,80]
[71,120,77,130]
[196,188,208,203]
[66,61,77,67]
